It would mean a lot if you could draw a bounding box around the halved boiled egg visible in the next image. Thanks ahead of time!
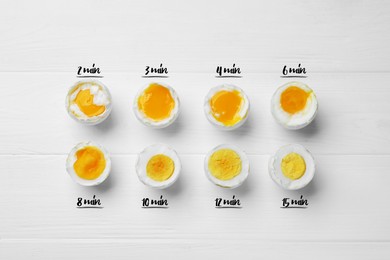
[66,80,112,125]
[134,83,180,128]
[268,144,315,190]
[271,82,318,129]
[204,84,250,130]
[205,144,249,188]
[66,141,111,186]
[136,144,181,189]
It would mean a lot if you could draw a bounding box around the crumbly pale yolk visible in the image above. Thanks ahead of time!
[73,146,106,180]
[210,90,243,126]
[146,154,175,182]
[138,83,175,121]
[208,149,242,181]
[280,86,309,114]
[74,89,106,117]
[281,152,306,180]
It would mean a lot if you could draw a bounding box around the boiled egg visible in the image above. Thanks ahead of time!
[66,141,111,186]
[205,144,249,188]
[134,83,180,128]
[271,81,318,129]
[66,80,112,125]
[268,144,315,190]
[136,144,181,189]
[204,84,250,130]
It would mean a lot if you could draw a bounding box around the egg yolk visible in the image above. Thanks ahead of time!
[281,152,306,180]
[146,154,175,182]
[280,86,309,114]
[210,90,243,126]
[74,89,106,117]
[73,146,106,180]
[208,149,242,181]
[138,83,175,121]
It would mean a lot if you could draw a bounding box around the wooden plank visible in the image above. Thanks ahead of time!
[0,72,389,155]
[0,0,389,73]
[1,241,390,260]
[0,155,389,241]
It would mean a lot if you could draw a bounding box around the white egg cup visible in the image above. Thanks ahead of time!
[204,84,250,131]
[133,82,180,129]
[66,141,111,186]
[271,81,318,130]
[65,80,112,125]
[268,144,315,190]
[204,144,250,189]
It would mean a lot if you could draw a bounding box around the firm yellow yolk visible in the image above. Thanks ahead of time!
[280,86,309,114]
[73,146,106,180]
[138,83,175,121]
[208,149,242,181]
[74,89,106,117]
[281,152,306,180]
[210,90,243,126]
[146,154,175,182]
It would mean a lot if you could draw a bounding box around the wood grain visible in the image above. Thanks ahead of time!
[0,73,389,155]
[0,0,389,259]
[2,241,390,260]
[1,155,389,241]
[0,0,389,73]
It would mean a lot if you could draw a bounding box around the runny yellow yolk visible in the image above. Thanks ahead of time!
[74,89,106,117]
[208,149,242,181]
[210,90,243,126]
[281,152,306,180]
[138,83,175,121]
[73,146,106,180]
[146,154,175,182]
[280,86,309,114]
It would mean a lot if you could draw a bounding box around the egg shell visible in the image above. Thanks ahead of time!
[268,144,315,190]
[204,84,250,131]
[204,144,250,189]
[133,82,180,129]
[65,80,112,125]
[271,81,318,130]
[136,144,181,189]
[66,141,111,186]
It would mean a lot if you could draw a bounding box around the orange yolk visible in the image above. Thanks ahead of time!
[73,146,106,180]
[138,83,175,121]
[210,90,243,126]
[280,86,309,114]
[74,89,106,117]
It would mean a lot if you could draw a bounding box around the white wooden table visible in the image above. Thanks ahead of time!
[1,0,390,259]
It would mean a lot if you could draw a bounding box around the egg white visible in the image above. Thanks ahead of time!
[66,80,112,125]
[268,144,315,190]
[66,141,111,186]
[204,144,250,189]
[136,144,181,189]
[133,83,180,128]
[271,81,318,130]
[204,84,250,130]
